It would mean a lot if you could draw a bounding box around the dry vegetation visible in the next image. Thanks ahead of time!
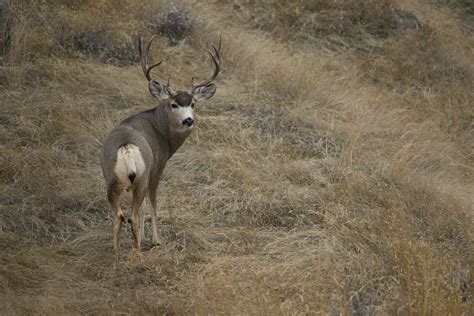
[0,0,473,314]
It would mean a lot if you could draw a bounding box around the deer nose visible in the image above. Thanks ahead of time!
[183,117,194,127]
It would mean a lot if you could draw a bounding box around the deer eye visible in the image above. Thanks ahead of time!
[171,103,178,109]
[191,103,195,109]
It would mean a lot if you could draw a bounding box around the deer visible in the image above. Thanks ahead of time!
[100,35,221,260]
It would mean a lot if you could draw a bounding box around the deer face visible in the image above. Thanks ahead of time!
[169,91,195,131]
[148,83,217,132]
[139,35,221,132]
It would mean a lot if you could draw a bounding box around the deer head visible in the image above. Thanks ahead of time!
[138,36,221,132]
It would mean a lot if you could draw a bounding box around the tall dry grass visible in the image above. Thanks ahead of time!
[1,0,473,314]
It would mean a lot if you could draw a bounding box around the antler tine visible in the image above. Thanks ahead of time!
[138,35,164,82]
[210,35,221,61]
[146,60,163,81]
[146,35,156,54]
[192,36,222,90]
[138,37,147,79]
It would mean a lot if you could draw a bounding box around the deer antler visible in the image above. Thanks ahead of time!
[192,36,221,91]
[138,36,164,82]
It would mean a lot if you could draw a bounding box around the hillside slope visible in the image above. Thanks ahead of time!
[1,0,473,314]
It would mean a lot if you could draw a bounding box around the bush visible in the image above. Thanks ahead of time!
[51,21,138,66]
[362,27,471,89]
[149,3,194,46]
[443,0,474,15]
[0,1,12,58]
[229,0,421,52]
[71,29,137,66]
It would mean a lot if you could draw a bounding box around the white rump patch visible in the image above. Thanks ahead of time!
[114,144,145,187]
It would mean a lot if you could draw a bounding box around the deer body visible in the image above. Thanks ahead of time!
[100,36,221,260]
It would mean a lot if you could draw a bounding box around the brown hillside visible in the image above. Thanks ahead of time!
[0,0,473,314]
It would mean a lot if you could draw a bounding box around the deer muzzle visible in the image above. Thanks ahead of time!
[182,117,194,127]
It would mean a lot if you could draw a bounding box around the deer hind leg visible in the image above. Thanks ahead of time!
[113,206,124,260]
[130,187,147,254]
[108,185,124,260]
[139,199,146,241]
[148,191,160,245]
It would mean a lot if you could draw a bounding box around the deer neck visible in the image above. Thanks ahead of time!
[168,128,191,157]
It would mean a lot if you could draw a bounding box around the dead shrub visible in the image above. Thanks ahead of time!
[360,25,473,137]
[363,27,471,89]
[51,21,138,66]
[440,0,474,16]
[149,3,194,46]
[227,0,421,51]
[0,1,12,57]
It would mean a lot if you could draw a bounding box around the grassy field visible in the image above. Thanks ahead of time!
[0,0,473,314]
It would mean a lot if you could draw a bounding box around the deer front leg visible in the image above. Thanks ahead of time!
[139,199,146,241]
[148,193,160,245]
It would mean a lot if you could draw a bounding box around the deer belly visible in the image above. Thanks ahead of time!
[114,144,146,188]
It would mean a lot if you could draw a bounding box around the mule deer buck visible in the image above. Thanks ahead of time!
[100,36,221,260]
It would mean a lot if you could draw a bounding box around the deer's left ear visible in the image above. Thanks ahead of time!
[192,84,216,101]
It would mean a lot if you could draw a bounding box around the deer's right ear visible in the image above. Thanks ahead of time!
[149,80,171,100]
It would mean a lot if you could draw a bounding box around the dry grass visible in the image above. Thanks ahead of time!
[1,0,473,314]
